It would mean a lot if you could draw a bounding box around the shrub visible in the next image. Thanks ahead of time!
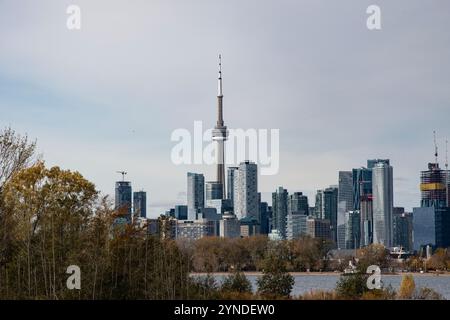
[398,275,415,299]
[221,271,253,294]
[257,253,294,298]
[335,273,369,299]
[415,287,444,300]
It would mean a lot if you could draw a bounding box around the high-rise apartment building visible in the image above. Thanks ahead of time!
[259,201,271,235]
[227,167,239,206]
[344,210,360,249]
[315,187,338,242]
[233,161,258,220]
[338,171,353,249]
[272,187,288,239]
[187,172,205,220]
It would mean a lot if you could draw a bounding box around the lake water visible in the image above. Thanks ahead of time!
[211,274,450,299]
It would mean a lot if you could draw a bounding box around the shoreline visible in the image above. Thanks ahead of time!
[191,271,450,277]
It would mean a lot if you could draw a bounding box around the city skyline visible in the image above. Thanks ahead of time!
[1,1,450,217]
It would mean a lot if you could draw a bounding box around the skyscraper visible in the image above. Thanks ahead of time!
[272,187,288,239]
[115,181,132,218]
[206,181,223,201]
[288,192,309,215]
[338,171,353,249]
[372,161,394,247]
[417,161,450,248]
[233,161,258,220]
[353,167,374,247]
[259,201,271,235]
[212,55,228,199]
[313,190,323,219]
[324,187,338,243]
[344,210,360,249]
[420,162,448,208]
[314,187,338,242]
[187,172,205,220]
[352,167,373,211]
[133,191,147,218]
[227,167,239,207]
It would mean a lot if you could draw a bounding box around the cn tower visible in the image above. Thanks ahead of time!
[212,54,228,198]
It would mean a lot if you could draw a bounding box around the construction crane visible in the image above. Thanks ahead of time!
[116,171,128,181]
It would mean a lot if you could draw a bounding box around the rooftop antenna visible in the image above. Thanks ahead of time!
[434,130,438,164]
[116,171,127,181]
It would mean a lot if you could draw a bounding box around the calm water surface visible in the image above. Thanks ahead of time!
[212,274,450,299]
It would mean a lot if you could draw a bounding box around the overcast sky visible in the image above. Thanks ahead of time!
[1,0,450,217]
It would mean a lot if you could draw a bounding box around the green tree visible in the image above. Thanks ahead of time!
[335,273,369,299]
[257,251,294,299]
[221,271,252,294]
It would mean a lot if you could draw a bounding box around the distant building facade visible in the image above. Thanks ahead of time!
[220,213,240,238]
[174,205,188,220]
[176,219,217,240]
[286,213,308,240]
[307,218,331,240]
[392,207,413,251]
[206,181,224,200]
[412,207,436,251]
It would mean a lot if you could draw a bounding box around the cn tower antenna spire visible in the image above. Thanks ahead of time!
[218,54,223,97]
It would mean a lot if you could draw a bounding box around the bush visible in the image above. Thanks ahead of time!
[187,274,221,299]
[398,275,415,299]
[335,273,369,299]
[221,271,253,294]
[415,287,444,300]
[361,285,396,300]
[297,290,337,300]
[257,253,294,298]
